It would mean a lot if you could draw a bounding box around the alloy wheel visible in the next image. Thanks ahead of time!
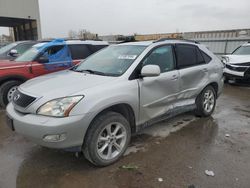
[97,122,127,160]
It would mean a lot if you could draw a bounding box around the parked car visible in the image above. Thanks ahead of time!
[0,42,10,49]
[222,42,250,82]
[0,41,38,60]
[6,39,224,166]
[0,39,108,107]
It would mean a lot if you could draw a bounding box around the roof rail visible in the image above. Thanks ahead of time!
[153,38,200,44]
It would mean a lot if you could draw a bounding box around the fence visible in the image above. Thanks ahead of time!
[195,38,250,56]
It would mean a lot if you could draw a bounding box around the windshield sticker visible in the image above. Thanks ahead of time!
[118,55,137,60]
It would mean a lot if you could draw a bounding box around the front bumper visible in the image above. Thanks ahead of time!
[6,102,93,150]
[224,68,250,80]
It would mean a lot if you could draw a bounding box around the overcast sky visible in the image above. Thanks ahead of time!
[1,0,250,38]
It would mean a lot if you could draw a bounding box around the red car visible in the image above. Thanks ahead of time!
[0,39,108,107]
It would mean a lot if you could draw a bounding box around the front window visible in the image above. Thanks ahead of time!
[232,46,250,55]
[15,47,40,62]
[0,42,17,54]
[74,45,147,76]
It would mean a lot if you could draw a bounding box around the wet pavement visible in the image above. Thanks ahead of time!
[0,84,250,188]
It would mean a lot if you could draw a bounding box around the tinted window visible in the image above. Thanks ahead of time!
[196,48,205,64]
[201,51,212,63]
[176,44,208,68]
[88,45,108,53]
[69,44,92,60]
[176,44,197,68]
[142,45,174,73]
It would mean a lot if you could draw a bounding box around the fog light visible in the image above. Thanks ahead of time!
[43,133,66,142]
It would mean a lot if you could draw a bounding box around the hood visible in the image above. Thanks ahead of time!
[19,70,117,97]
[0,60,28,68]
[223,55,250,64]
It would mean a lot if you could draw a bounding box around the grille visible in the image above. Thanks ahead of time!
[232,62,250,66]
[12,90,36,108]
[226,64,248,72]
[245,68,250,77]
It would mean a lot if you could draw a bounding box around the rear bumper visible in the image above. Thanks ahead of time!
[6,102,93,150]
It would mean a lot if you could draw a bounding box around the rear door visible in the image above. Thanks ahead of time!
[68,44,93,65]
[175,44,209,106]
[139,45,180,123]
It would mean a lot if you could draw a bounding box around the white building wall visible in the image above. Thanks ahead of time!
[0,0,42,39]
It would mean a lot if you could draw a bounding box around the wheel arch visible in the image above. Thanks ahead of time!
[88,103,136,134]
[207,82,218,98]
[0,75,27,87]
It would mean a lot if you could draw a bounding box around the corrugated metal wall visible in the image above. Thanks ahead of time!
[196,38,250,55]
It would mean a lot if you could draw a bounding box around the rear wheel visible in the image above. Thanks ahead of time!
[0,80,22,107]
[83,111,131,166]
[195,86,216,117]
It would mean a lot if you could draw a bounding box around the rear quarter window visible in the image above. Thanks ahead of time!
[200,51,212,63]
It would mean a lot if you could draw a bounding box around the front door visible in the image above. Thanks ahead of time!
[138,45,180,124]
[31,45,73,77]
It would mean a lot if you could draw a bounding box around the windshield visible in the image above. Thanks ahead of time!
[74,45,147,76]
[15,47,40,62]
[0,42,17,54]
[232,46,250,55]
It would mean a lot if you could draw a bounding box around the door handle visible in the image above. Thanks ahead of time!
[171,74,178,80]
[203,68,208,72]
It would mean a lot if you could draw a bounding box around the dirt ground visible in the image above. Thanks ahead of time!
[0,84,250,188]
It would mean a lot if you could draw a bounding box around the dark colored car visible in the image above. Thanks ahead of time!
[0,41,38,60]
[0,42,10,49]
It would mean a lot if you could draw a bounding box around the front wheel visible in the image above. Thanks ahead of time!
[83,112,131,166]
[195,86,216,117]
[224,76,229,83]
[0,80,22,107]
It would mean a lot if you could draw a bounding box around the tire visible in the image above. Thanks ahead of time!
[0,80,22,107]
[195,86,216,117]
[224,76,229,83]
[83,111,131,167]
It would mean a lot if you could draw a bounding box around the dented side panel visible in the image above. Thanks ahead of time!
[138,70,180,125]
[177,64,209,102]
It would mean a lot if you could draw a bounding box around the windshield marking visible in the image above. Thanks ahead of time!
[118,55,137,60]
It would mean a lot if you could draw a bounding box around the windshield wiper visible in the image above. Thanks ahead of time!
[73,69,119,77]
[74,69,106,76]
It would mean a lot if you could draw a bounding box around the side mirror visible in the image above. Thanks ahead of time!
[37,56,49,64]
[141,65,161,77]
[9,49,19,57]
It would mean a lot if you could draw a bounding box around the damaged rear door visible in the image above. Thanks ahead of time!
[138,45,180,124]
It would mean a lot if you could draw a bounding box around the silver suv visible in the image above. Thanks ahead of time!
[6,39,224,166]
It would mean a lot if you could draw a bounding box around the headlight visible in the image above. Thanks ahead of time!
[221,56,229,64]
[37,96,83,117]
